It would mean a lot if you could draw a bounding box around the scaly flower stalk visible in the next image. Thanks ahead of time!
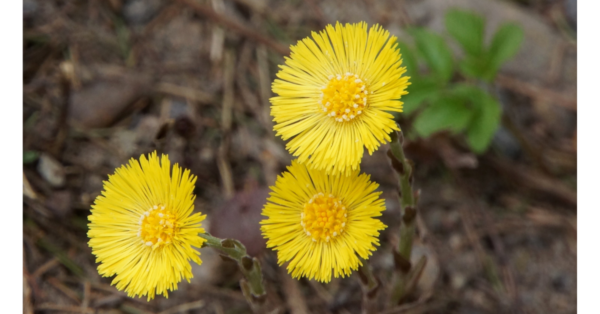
[387,130,421,305]
[199,233,267,312]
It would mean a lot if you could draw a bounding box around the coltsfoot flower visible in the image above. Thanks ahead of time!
[271,22,410,176]
[88,152,206,300]
[261,160,387,282]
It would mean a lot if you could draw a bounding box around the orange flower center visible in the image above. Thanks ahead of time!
[138,204,177,248]
[319,73,369,122]
[301,193,348,242]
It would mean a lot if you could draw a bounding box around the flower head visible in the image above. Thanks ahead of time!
[261,160,387,282]
[271,22,410,175]
[88,152,206,300]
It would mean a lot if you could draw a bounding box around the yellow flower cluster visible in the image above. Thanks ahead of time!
[262,22,410,282]
[88,22,409,301]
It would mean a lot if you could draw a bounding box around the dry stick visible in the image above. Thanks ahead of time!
[51,67,71,157]
[486,155,577,208]
[281,267,310,314]
[176,0,290,56]
[158,300,206,314]
[32,257,60,278]
[155,82,214,104]
[217,51,235,199]
[81,281,91,314]
[387,129,422,305]
[23,248,45,302]
[357,259,380,314]
[35,304,94,314]
[199,233,268,313]
[47,277,82,304]
[495,74,576,110]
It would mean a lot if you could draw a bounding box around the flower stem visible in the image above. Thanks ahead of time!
[387,130,419,305]
[199,233,267,311]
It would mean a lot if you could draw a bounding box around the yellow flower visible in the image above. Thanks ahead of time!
[271,22,410,176]
[260,160,387,282]
[88,152,206,300]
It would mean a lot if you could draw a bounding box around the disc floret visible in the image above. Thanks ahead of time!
[301,192,348,242]
[320,73,369,122]
[139,204,178,249]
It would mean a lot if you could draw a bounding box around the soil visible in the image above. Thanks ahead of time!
[23,0,576,313]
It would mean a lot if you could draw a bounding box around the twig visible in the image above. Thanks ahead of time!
[51,65,71,157]
[486,155,577,207]
[176,0,290,55]
[232,0,267,15]
[32,257,60,278]
[236,41,272,132]
[281,267,309,314]
[158,300,206,314]
[548,3,577,46]
[88,282,151,306]
[308,280,334,304]
[120,303,154,314]
[190,284,247,302]
[23,171,39,200]
[24,273,33,314]
[495,74,576,110]
[36,239,84,278]
[212,301,225,314]
[501,114,551,175]
[142,3,183,36]
[81,281,91,314]
[209,0,226,63]
[378,295,443,314]
[35,304,94,314]
[93,294,123,308]
[357,259,380,314]
[23,248,44,304]
[47,276,82,304]
[217,51,235,199]
[546,40,567,85]
[155,82,214,104]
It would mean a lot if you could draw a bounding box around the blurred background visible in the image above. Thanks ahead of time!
[23,0,576,313]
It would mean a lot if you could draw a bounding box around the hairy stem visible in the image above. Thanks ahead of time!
[387,130,419,305]
[199,233,266,311]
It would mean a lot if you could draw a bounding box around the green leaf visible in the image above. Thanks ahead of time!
[484,23,524,80]
[401,77,440,115]
[448,83,483,100]
[23,150,40,164]
[397,41,419,79]
[458,56,487,79]
[413,95,473,138]
[465,91,502,153]
[408,28,454,85]
[448,84,502,153]
[445,9,485,57]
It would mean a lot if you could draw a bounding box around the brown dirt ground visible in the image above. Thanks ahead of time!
[23,0,576,313]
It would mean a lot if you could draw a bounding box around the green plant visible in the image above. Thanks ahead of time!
[400,9,524,153]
